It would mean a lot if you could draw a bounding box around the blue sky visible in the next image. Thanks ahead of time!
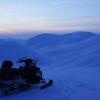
[0,0,100,34]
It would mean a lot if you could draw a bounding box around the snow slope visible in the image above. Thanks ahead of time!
[0,31,100,100]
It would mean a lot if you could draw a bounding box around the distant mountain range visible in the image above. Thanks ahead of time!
[0,31,100,66]
[27,31,97,48]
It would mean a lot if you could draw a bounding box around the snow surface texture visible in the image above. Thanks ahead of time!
[0,31,100,100]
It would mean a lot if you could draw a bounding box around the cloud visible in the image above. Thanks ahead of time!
[0,16,100,33]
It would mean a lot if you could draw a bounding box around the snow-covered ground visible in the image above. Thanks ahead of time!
[0,32,100,100]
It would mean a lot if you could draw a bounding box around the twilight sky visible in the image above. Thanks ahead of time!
[0,0,100,34]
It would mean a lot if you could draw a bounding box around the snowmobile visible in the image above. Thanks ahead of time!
[0,58,53,96]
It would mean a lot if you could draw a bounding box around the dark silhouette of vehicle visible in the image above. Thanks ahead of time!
[0,57,53,96]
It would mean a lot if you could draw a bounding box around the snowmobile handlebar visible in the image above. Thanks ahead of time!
[17,57,38,64]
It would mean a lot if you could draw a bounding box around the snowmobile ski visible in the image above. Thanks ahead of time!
[40,80,53,89]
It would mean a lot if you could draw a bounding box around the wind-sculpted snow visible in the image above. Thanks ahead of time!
[0,31,100,100]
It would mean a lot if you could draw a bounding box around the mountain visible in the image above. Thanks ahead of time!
[61,31,96,44]
[27,33,62,49]
[27,31,96,49]
[29,32,100,67]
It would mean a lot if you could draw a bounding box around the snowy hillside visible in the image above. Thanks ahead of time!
[0,31,100,100]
